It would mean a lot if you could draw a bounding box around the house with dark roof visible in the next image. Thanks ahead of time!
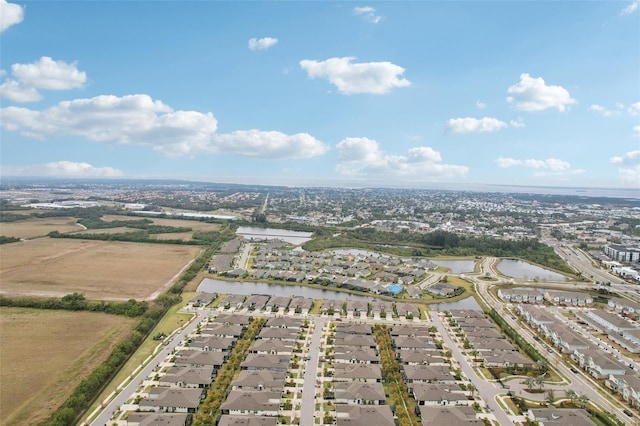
[334,381,386,405]
[335,405,395,426]
[159,366,214,388]
[418,406,482,425]
[333,364,382,383]
[220,390,281,417]
[138,387,204,413]
[217,415,277,426]
[126,413,190,426]
[231,370,286,392]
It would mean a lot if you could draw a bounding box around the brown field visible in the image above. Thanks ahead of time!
[0,217,81,239]
[75,226,134,234]
[102,215,221,233]
[0,238,202,300]
[0,307,137,426]
[152,232,194,241]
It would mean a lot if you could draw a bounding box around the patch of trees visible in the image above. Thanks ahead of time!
[0,293,148,317]
[48,230,203,245]
[78,217,192,234]
[0,235,20,244]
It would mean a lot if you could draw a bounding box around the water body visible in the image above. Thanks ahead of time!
[496,259,567,281]
[198,278,376,301]
[236,226,313,245]
[431,296,482,311]
[431,260,477,274]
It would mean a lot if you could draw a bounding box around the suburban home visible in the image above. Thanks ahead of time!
[526,408,596,426]
[333,347,379,364]
[607,369,640,407]
[189,336,235,352]
[256,327,299,341]
[390,325,431,338]
[573,349,626,379]
[334,381,386,405]
[138,387,204,413]
[217,415,277,426]
[410,382,470,406]
[240,353,291,372]
[335,405,395,426]
[333,364,382,383]
[220,390,281,417]
[200,324,245,339]
[418,406,482,424]
[158,366,214,388]
[174,350,226,369]
[126,412,190,426]
[213,313,252,326]
[249,339,294,355]
[335,323,372,335]
[402,365,455,383]
[186,292,217,309]
[397,349,445,366]
[334,334,377,349]
[231,370,286,392]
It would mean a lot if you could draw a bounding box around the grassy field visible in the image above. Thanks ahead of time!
[0,307,136,426]
[101,215,222,233]
[0,217,81,239]
[0,238,202,300]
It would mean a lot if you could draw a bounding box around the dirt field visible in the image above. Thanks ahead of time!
[152,232,194,241]
[0,238,202,300]
[0,307,136,426]
[0,217,82,239]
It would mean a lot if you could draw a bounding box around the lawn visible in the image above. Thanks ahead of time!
[0,307,136,426]
[0,238,202,300]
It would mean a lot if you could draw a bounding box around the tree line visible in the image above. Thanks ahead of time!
[0,292,148,317]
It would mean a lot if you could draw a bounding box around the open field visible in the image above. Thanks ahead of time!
[0,238,202,300]
[0,307,136,426]
[102,215,222,233]
[75,226,132,234]
[0,217,81,239]
[152,232,194,241]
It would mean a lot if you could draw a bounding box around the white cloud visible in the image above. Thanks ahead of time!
[211,130,328,159]
[0,56,87,103]
[299,57,410,95]
[588,103,625,117]
[506,73,576,112]
[0,0,24,32]
[633,125,640,138]
[0,93,328,159]
[610,150,640,186]
[248,37,278,51]
[1,161,123,178]
[336,137,467,181]
[621,0,639,15]
[497,156,584,178]
[497,157,572,171]
[446,117,508,134]
[509,118,526,128]
[475,99,487,109]
[628,102,640,116]
[353,6,381,24]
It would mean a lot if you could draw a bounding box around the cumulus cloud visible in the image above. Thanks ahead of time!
[509,118,526,128]
[628,102,640,116]
[0,0,24,32]
[1,161,123,178]
[496,156,583,178]
[610,150,640,186]
[621,0,639,15]
[446,117,508,134]
[506,73,576,112]
[633,125,640,138]
[475,99,487,109]
[336,137,467,181]
[0,56,87,102]
[211,130,328,159]
[353,6,381,23]
[248,37,278,51]
[299,57,410,95]
[0,93,328,159]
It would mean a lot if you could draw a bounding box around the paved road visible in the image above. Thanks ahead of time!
[431,313,512,425]
[300,317,326,425]
[88,311,204,426]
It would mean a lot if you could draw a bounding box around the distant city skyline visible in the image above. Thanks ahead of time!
[1,1,638,189]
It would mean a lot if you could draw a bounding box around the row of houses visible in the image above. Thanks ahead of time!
[515,305,640,408]
[217,317,306,424]
[448,310,533,369]
[128,314,255,425]
[498,288,594,306]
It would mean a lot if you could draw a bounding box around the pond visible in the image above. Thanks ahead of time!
[197,278,376,301]
[431,260,477,274]
[236,226,313,245]
[431,296,482,311]
[496,259,567,281]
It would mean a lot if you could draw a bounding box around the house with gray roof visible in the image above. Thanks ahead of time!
[138,387,204,413]
[526,408,596,426]
[334,334,377,349]
[159,366,214,389]
[249,339,293,355]
[213,313,252,326]
[231,370,286,392]
[402,365,454,383]
[189,336,235,352]
[397,349,445,366]
[220,390,281,417]
[410,382,470,406]
[335,405,395,426]
[333,347,379,364]
[186,292,217,308]
[217,415,277,426]
[126,413,190,426]
[333,364,382,383]
[257,327,299,341]
[418,406,482,425]
[240,354,291,372]
[174,350,226,369]
[334,381,386,405]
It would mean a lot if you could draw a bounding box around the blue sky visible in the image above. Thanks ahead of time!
[1,1,638,189]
